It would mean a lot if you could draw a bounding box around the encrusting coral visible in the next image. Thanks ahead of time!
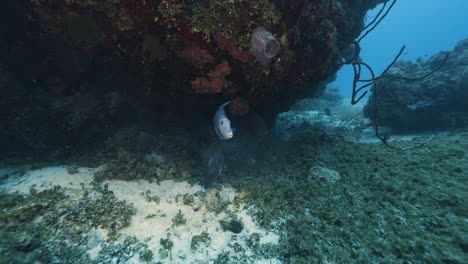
[192,60,231,94]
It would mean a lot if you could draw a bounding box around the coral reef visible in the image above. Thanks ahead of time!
[364,38,468,132]
[214,33,251,63]
[0,0,388,157]
[7,2,466,262]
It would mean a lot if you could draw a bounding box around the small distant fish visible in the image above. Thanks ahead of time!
[407,98,433,110]
[213,102,235,140]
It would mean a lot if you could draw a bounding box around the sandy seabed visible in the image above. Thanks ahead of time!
[0,166,280,263]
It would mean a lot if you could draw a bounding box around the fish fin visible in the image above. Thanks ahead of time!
[220,101,231,109]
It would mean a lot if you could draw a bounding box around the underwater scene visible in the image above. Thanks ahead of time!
[0,0,466,263]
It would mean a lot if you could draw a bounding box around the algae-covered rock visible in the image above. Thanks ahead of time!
[160,234,174,250]
[0,0,388,159]
[220,219,244,234]
[308,165,341,184]
[171,209,187,226]
[0,184,136,262]
[191,231,211,251]
[204,188,231,214]
[248,233,261,248]
[364,38,468,131]
[94,150,192,182]
[139,248,153,262]
[141,190,161,203]
[159,234,174,260]
[237,130,468,263]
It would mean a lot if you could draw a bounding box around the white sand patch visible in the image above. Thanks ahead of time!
[0,166,95,195]
[105,179,280,263]
[87,228,109,260]
[0,166,280,263]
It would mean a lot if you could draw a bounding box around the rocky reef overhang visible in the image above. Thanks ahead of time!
[0,0,386,154]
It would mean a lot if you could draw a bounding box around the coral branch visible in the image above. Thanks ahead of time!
[358,0,397,43]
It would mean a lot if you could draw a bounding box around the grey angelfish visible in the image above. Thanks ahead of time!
[213,101,234,140]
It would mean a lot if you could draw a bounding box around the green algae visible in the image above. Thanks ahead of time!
[223,129,468,263]
[192,0,280,48]
[191,231,211,251]
[0,183,136,263]
[141,190,161,203]
[1,123,466,262]
[204,188,230,214]
[171,209,187,226]
[139,248,154,262]
[159,233,174,260]
[94,149,193,182]
[157,0,184,30]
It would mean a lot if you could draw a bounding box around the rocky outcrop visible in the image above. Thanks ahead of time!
[364,38,468,132]
[0,0,385,156]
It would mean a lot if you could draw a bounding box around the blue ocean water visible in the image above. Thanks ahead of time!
[333,0,468,100]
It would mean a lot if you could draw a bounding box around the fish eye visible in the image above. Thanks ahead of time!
[221,121,224,125]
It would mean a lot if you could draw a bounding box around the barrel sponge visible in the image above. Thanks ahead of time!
[249,27,280,66]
